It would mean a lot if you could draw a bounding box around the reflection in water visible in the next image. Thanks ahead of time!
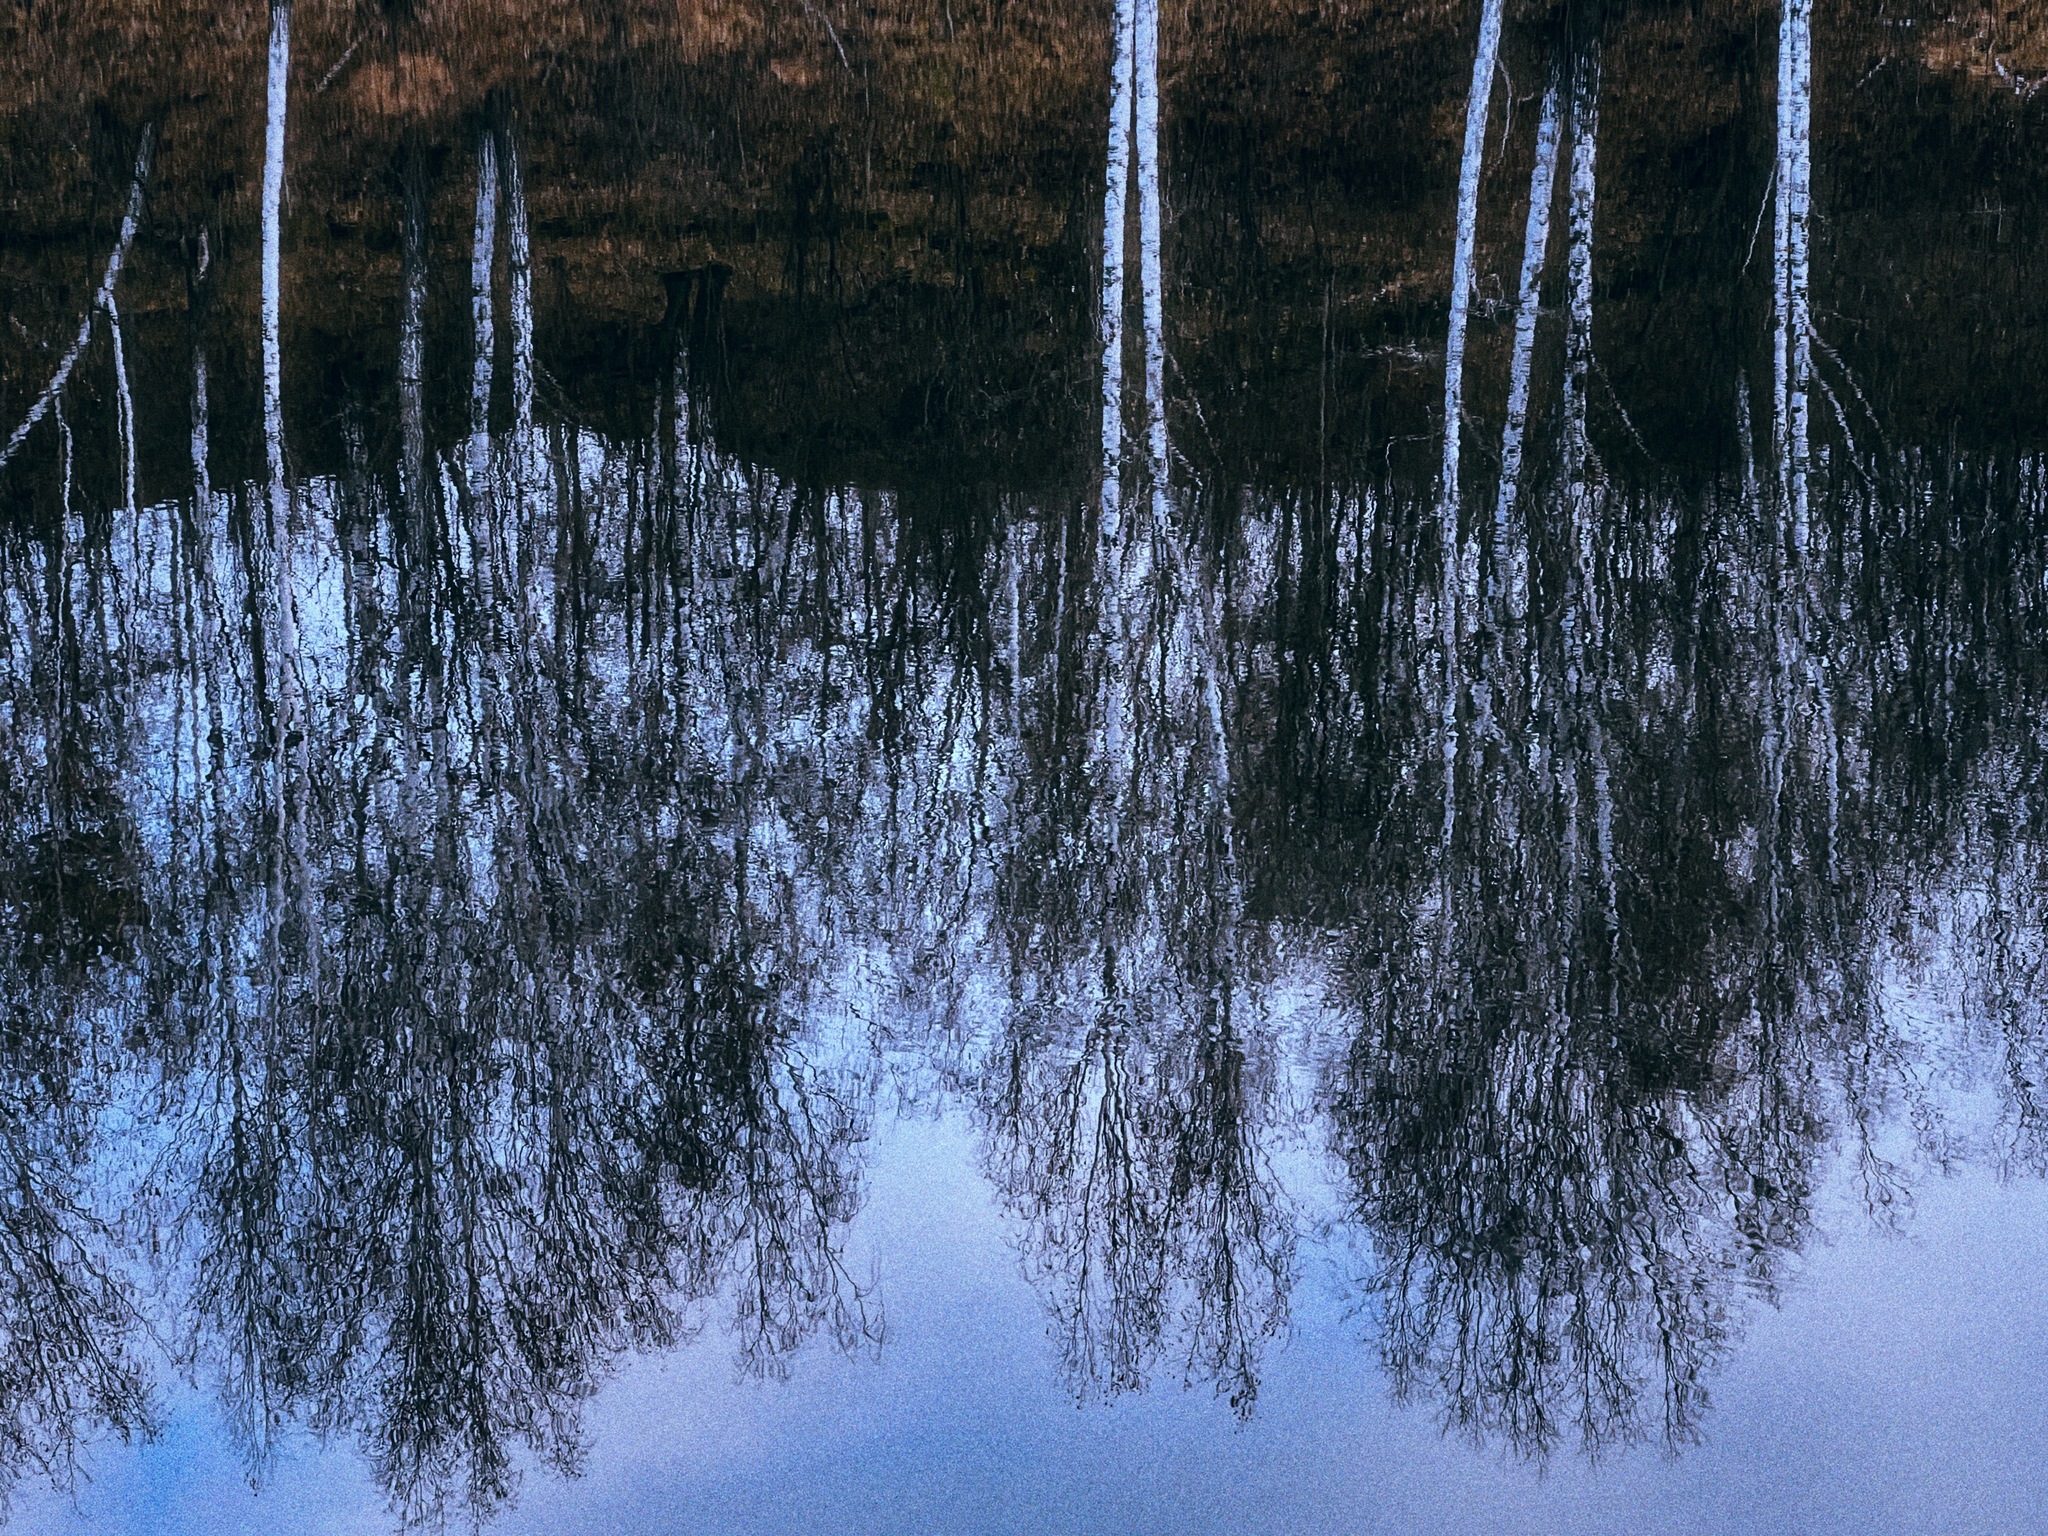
[0,0,2045,1524]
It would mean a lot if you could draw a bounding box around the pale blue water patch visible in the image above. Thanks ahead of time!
[15,1114,2047,1536]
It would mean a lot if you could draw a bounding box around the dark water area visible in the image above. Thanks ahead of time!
[1,1,2047,1531]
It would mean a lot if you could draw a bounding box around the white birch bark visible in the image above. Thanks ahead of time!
[1563,40,1599,493]
[56,400,72,539]
[1776,0,1813,554]
[471,130,500,443]
[0,126,153,470]
[1772,6,1792,448]
[1100,0,1136,535]
[1440,0,1505,639]
[669,281,697,501]
[399,155,429,512]
[186,232,226,785]
[1096,0,1145,808]
[262,0,299,737]
[1438,0,1505,849]
[1133,0,1167,530]
[106,289,137,518]
[1007,524,1023,743]
[1494,71,1562,621]
[262,2,291,498]
[501,127,535,435]
[189,231,212,507]
[1563,37,1601,648]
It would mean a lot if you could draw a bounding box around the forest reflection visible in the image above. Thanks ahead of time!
[2,0,2047,1526]
[4,349,2047,1510]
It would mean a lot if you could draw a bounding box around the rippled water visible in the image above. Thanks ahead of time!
[1,1,2046,1531]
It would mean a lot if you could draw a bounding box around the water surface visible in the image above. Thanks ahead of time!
[1,1,2045,1530]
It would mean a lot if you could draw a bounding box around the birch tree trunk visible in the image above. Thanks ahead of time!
[0,127,153,471]
[1439,0,1506,848]
[1495,71,1563,622]
[1563,34,1602,651]
[1100,0,1136,534]
[1441,0,1505,642]
[186,231,213,508]
[398,145,430,517]
[262,2,291,501]
[501,127,535,436]
[1775,0,1814,554]
[1097,0,1142,803]
[1563,39,1600,494]
[107,289,138,519]
[471,130,500,447]
[262,0,298,740]
[1133,0,1167,531]
[184,229,228,783]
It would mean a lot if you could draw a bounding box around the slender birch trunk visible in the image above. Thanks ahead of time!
[471,130,500,444]
[107,290,138,519]
[1552,27,1604,934]
[1772,11,1792,449]
[1562,39,1599,493]
[1133,0,1167,530]
[1495,71,1563,621]
[1,127,153,471]
[1007,523,1022,743]
[501,126,535,435]
[1100,0,1136,535]
[262,3,291,500]
[187,231,213,508]
[185,231,227,783]
[465,131,506,609]
[1439,0,1506,849]
[1097,0,1141,801]
[398,146,430,516]
[262,0,298,739]
[1563,34,1601,650]
[1775,0,1813,554]
[1441,0,1505,637]
[658,271,695,501]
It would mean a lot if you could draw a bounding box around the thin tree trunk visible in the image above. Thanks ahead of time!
[1494,71,1563,621]
[262,2,291,498]
[1441,0,1505,640]
[263,0,298,741]
[187,231,213,507]
[1775,0,1813,554]
[107,289,138,518]
[471,129,500,445]
[182,228,227,791]
[1563,33,1602,650]
[1097,0,1142,811]
[501,126,535,434]
[399,145,430,515]
[1439,0,1506,850]
[1,126,153,471]
[1007,521,1023,743]
[1563,38,1600,493]
[1772,8,1792,447]
[1100,0,1136,533]
[1133,0,1167,529]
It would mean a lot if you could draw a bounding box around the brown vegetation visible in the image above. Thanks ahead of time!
[0,1,2042,498]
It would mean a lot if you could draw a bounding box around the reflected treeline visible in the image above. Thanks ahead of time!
[2,0,2048,1523]
[0,372,887,1519]
[2,336,2048,1508]
[6,356,2048,1506]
